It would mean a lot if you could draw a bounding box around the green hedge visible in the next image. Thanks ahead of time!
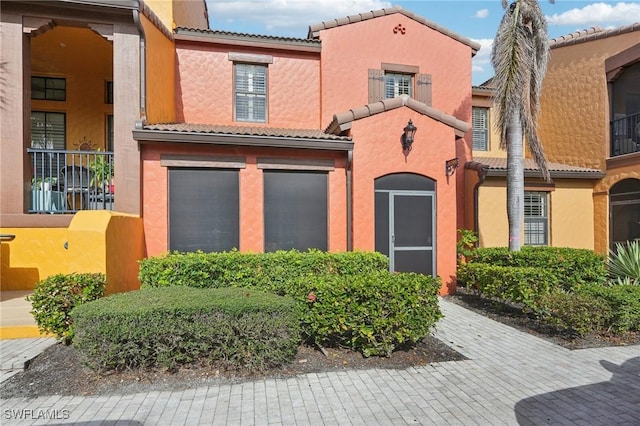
[71,287,300,372]
[27,273,106,344]
[467,246,607,290]
[579,284,640,333]
[139,250,389,289]
[457,262,559,312]
[292,272,442,357]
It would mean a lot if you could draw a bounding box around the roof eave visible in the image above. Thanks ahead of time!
[133,129,353,151]
[175,29,322,53]
[485,169,605,180]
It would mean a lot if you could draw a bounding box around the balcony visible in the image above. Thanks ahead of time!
[28,149,114,214]
[611,112,640,157]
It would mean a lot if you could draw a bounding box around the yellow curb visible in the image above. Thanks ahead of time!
[0,326,51,339]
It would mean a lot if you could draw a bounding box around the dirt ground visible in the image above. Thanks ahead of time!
[3,290,638,398]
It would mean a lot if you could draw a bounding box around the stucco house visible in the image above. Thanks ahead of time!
[466,24,640,253]
[1,3,478,297]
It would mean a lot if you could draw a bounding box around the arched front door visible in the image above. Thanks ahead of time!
[610,178,640,249]
[374,173,436,276]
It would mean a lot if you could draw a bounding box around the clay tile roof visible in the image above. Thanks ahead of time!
[174,27,322,48]
[142,123,350,141]
[549,23,640,49]
[325,95,470,138]
[468,157,604,179]
[307,5,481,54]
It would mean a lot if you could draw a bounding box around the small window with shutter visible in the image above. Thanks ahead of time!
[234,63,267,123]
[368,65,431,105]
[472,107,489,151]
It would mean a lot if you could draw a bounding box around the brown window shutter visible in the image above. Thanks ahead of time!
[368,69,384,103]
[416,73,432,106]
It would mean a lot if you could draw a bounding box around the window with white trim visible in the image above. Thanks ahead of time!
[472,107,489,151]
[524,191,548,246]
[234,63,267,122]
[384,73,413,98]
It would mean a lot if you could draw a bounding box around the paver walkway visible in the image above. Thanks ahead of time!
[1,298,638,425]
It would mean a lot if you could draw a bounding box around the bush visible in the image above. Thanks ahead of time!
[579,284,640,333]
[539,291,612,336]
[292,272,442,357]
[608,241,640,285]
[139,250,389,289]
[27,273,105,344]
[71,287,300,372]
[457,262,558,312]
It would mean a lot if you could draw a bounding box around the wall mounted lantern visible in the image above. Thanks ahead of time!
[401,119,417,151]
[445,158,460,176]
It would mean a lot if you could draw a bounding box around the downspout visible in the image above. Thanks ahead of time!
[471,162,488,246]
[133,6,147,125]
[346,149,353,251]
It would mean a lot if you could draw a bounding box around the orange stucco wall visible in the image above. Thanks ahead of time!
[1,211,144,293]
[349,108,459,293]
[31,27,113,151]
[142,15,176,124]
[175,43,321,128]
[142,145,348,257]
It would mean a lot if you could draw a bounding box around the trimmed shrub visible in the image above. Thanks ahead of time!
[538,291,612,336]
[27,273,105,344]
[457,262,558,312]
[579,284,640,333]
[292,272,442,357]
[139,249,389,289]
[71,287,300,372]
[467,246,607,290]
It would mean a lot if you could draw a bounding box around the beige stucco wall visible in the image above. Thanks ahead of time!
[172,0,208,28]
[477,177,596,249]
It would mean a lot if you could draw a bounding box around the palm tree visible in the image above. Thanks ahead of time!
[491,0,553,251]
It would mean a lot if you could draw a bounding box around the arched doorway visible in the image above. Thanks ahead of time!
[609,178,640,249]
[374,173,436,276]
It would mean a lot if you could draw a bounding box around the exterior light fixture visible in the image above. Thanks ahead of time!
[401,119,417,151]
[445,158,460,176]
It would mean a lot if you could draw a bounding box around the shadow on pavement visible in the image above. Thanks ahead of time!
[515,356,640,425]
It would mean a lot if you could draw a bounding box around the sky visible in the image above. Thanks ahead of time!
[205,1,640,85]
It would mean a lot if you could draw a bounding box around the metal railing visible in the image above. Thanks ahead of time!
[27,148,114,214]
[611,112,640,157]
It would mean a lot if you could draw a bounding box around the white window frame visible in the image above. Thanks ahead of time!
[472,107,489,151]
[384,72,413,99]
[524,191,548,246]
[234,63,267,123]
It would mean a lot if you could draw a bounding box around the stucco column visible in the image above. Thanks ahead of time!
[112,23,141,215]
[0,13,30,214]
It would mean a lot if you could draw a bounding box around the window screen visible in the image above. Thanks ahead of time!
[169,168,239,252]
[472,107,489,151]
[524,191,548,246]
[264,171,328,252]
[384,73,413,99]
[234,63,267,122]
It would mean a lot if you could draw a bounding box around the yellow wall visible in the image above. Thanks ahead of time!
[1,212,144,293]
[142,14,177,123]
[472,89,505,159]
[31,27,113,150]
[145,0,174,30]
[477,177,595,249]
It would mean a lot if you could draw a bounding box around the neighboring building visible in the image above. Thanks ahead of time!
[466,24,640,253]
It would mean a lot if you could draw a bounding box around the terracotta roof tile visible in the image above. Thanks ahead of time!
[468,157,604,179]
[174,27,321,48]
[549,23,640,49]
[326,95,470,138]
[143,123,350,141]
[307,5,480,53]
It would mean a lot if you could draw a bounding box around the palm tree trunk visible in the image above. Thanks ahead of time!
[507,110,524,251]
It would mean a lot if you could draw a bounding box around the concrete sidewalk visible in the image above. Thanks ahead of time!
[1,298,638,425]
